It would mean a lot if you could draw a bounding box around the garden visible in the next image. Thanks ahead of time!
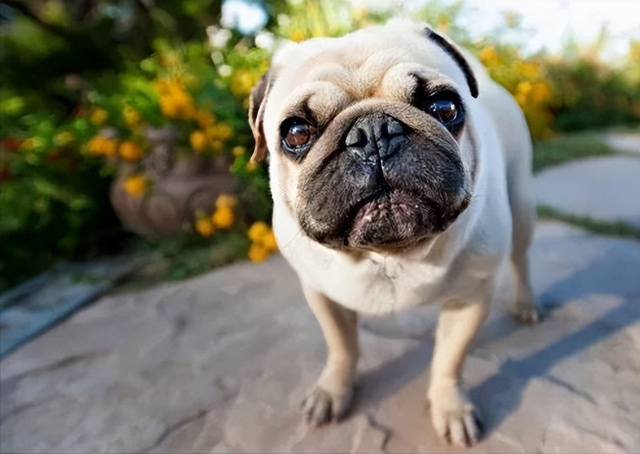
[1,0,639,292]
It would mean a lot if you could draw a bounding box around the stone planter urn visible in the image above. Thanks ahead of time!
[109,126,237,237]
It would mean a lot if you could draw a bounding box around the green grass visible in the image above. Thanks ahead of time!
[537,205,640,241]
[532,132,616,173]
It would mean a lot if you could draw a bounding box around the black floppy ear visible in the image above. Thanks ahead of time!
[248,71,274,162]
[425,28,479,98]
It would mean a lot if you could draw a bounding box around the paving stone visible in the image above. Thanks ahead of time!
[534,156,640,227]
[0,256,146,358]
[602,133,640,155]
[1,221,639,453]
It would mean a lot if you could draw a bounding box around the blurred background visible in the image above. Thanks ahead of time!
[1,0,639,293]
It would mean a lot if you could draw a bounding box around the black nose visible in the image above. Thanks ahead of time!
[344,113,408,163]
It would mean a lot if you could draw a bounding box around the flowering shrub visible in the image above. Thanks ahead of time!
[83,41,246,189]
[2,0,638,290]
[476,45,555,139]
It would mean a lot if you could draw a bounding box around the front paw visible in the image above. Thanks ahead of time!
[510,299,540,324]
[301,384,355,426]
[429,384,482,447]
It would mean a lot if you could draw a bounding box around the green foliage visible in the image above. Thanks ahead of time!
[546,57,640,132]
[1,0,639,291]
[230,153,272,224]
[0,114,123,291]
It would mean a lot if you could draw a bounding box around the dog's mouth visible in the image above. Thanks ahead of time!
[342,188,466,252]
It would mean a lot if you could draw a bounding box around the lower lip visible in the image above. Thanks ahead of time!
[350,191,419,230]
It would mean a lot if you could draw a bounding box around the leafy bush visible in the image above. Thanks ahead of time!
[1,0,638,291]
[0,113,123,290]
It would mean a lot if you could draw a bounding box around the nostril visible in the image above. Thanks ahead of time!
[345,127,368,148]
[383,118,405,138]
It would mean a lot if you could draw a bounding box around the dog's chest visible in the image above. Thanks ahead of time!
[334,257,448,314]
[281,239,449,314]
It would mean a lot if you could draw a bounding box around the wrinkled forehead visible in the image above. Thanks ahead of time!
[269,23,468,107]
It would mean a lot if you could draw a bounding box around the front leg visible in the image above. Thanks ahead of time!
[428,299,489,446]
[301,283,359,425]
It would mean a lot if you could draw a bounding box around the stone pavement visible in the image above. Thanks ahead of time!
[1,134,639,453]
[602,132,640,155]
[1,218,639,453]
[534,156,640,227]
[0,257,145,359]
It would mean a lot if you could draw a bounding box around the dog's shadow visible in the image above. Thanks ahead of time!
[347,241,640,439]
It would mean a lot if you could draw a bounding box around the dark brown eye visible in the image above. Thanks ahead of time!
[285,123,311,147]
[429,99,458,124]
[280,117,315,160]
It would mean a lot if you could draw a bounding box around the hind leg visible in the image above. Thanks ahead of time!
[507,166,539,324]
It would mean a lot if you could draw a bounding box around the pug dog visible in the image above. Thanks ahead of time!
[248,19,539,447]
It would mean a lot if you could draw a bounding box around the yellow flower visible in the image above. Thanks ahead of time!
[90,108,109,125]
[123,175,147,197]
[516,61,539,79]
[211,206,234,229]
[53,132,73,146]
[190,130,207,152]
[155,78,196,119]
[248,221,270,243]
[230,69,256,97]
[215,194,238,209]
[87,136,118,156]
[479,46,500,67]
[159,92,195,119]
[195,218,215,237]
[531,82,552,103]
[119,141,144,162]
[232,146,246,157]
[516,81,532,96]
[207,123,233,141]
[290,28,306,43]
[261,229,278,251]
[246,160,258,172]
[194,110,216,128]
[248,243,271,263]
[123,106,141,128]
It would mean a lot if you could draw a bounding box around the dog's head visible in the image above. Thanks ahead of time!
[249,20,479,253]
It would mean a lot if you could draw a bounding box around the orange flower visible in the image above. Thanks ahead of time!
[87,136,118,156]
[195,218,215,237]
[260,230,278,251]
[119,141,144,162]
[248,243,271,263]
[211,206,234,229]
[479,46,500,67]
[215,194,238,209]
[122,175,147,197]
[190,131,207,152]
[248,221,270,243]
